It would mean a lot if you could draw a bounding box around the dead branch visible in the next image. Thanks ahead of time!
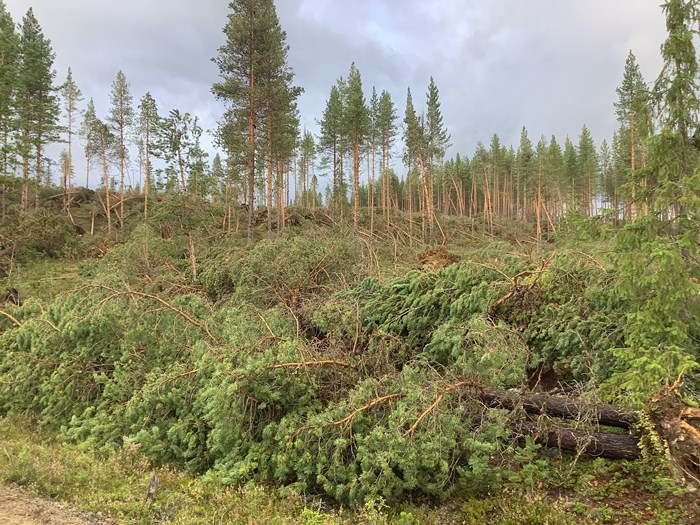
[0,308,21,327]
[268,360,357,371]
[332,393,405,427]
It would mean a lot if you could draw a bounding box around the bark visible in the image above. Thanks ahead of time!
[647,386,700,485]
[479,388,637,429]
[514,421,641,460]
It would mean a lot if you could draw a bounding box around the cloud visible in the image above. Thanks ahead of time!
[3,0,668,186]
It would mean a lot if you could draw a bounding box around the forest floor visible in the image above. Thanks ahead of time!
[0,484,113,525]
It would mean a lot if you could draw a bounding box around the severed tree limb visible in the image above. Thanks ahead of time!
[0,308,21,327]
[269,360,357,371]
[332,393,404,427]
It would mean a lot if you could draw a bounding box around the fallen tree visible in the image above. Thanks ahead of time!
[513,421,641,460]
[479,387,638,429]
[471,385,700,471]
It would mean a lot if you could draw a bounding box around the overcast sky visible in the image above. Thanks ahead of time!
[4,0,668,186]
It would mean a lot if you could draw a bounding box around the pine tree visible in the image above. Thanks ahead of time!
[425,77,450,235]
[577,125,599,217]
[91,117,116,233]
[260,77,300,233]
[137,92,158,219]
[403,87,431,237]
[368,86,379,232]
[0,1,18,217]
[80,98,98,190]
[318,81,346,217]
[515,127,534,222]
[213,0,296,242]
[343,63,369,232]
[298,129,315,208]
[615,51,651,219]
[153,108,189,193]
[377,90,398,224]
[107,70,134,227]
[15,8,59,210]
[0,1,18,181]
[60,67,82,212]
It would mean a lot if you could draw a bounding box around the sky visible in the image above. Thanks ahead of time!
[4,0,668,187]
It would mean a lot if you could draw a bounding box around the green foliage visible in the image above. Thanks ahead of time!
[601,218,700,404]
[199,228,360,305]
[1,207,78,260]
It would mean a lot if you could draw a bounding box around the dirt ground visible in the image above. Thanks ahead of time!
[0,484,113,525]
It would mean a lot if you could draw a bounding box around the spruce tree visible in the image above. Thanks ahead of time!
[515,127,534,222]
[649,0,700,222]
[563,136,578,214]
[15,8,59,210]
[107,70,134,227]
[546,136,565,219]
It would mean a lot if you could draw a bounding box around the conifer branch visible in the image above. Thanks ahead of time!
[94,284,220,344]
[403,381,475,437]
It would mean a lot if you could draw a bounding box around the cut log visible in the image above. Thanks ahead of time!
[514,421,641,460]
[479,388,638,429]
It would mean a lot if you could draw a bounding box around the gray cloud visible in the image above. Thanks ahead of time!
[4,0,667,186]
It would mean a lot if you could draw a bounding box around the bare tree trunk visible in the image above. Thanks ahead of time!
[102,146,112,234]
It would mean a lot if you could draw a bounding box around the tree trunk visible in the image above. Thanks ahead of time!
[102,145,112,234]
[353,139,360,233]
[478,388,637,429]
[513,421,641,460]
[144,121,150,220]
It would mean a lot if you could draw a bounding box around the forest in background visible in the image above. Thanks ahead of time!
[1,1,700,524]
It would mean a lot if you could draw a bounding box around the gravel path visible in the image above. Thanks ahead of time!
[0,484,114,525]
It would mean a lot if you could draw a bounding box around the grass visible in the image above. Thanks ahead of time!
[6,417,695,525]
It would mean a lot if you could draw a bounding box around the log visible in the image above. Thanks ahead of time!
[514,421,641,460]
[479,388,638,429]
